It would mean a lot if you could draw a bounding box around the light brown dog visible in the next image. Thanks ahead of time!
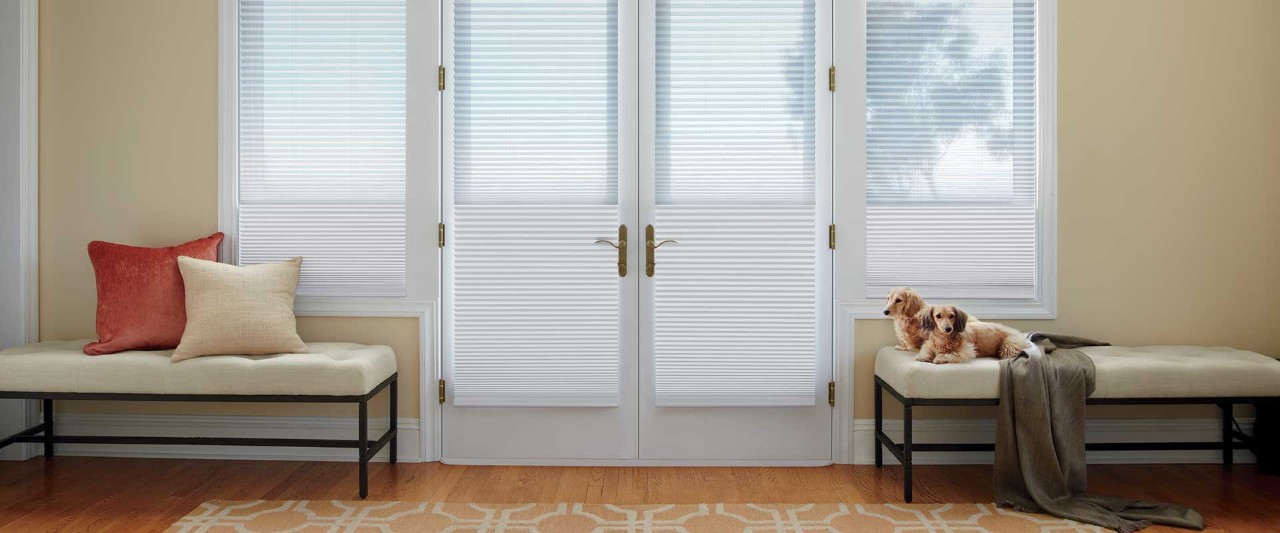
[884,287,928,351]
[916,305,1031,364]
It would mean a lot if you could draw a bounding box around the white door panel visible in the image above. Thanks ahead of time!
[638,0,832,461]
[442,0,638,461]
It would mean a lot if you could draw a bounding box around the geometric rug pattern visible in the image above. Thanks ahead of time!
[168,500,1108,532]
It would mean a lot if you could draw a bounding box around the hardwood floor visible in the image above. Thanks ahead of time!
[0,458,1278,532]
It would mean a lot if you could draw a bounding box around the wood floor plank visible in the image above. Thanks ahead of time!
[1,457,1278,532]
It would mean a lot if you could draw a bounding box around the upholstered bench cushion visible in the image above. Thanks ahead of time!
[875,345,1280,399]
[0,340,396,396]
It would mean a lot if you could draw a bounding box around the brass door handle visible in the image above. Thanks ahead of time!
[595,224,627,277]
[645,224,678,277]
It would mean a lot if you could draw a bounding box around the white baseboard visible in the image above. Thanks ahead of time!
[51,413,423,463]
[41,413,1252,467]
[441,458,834,467]
[855,417,1256,465]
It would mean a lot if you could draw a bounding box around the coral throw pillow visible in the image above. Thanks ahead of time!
[84,233,224,355]
[172,256,308,362]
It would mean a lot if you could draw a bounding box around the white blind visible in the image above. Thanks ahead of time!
[865,0,1038,299]
[449,0,621,407]
[653,0,819,407]
[237,0,407,297]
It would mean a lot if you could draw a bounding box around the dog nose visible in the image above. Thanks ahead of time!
[944,327,953,333]
[882,309,890,316]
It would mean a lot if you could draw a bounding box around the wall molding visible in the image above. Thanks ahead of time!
[294,300,438,463]
[11,0,41,462]
[19,0,38,346]
[854,417,1256,465]
[832,302,858,464]
[53,413,424,463]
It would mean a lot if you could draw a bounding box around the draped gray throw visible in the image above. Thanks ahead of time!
[994,333,1205,533]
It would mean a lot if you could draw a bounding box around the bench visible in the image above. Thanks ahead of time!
[0,340,398,498]
[874,345,1280,502]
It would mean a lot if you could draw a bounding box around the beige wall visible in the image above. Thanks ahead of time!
[38,0,419,417]
[38,0,1280,424]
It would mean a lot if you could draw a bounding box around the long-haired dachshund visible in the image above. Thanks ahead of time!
[883,287,928,351]
[916,305,1031,364]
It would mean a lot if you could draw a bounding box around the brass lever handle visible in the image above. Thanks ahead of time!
[645,224,678,277]
[594,224,627,277]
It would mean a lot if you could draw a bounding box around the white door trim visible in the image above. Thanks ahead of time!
[19,0,41,461]
[18,0,38,347]
[0,0,41,462]
[832,302,857,464]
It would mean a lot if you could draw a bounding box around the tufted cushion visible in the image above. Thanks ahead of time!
[0,340,396,396]
[875,345,1280,399]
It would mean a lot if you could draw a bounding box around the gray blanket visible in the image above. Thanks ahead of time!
[993,332,1204,533]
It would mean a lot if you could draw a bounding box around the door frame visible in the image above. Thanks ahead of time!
[435,0,851,466]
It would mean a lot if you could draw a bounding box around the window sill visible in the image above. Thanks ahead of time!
[848,298,1056,321]
[293,297,435,318]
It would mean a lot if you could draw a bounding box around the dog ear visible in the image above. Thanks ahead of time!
[918,306,935,332]
[904,289,924,316]
[954,308,969,333]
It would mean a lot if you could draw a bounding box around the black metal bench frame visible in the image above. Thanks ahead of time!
[874,375,1264,502]
[0,372,398,499]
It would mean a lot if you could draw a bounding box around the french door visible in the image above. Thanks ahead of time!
[442,0,831,463]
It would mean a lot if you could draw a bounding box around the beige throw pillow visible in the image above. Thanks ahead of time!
[172,256,308,361]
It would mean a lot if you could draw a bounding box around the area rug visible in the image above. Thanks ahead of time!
[169,500,1109,532]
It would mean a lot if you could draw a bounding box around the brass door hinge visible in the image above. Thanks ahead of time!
[438,66,447,91]
[828,381,836,407]
[438,379,446,404]
[438,223,446,248]
[828,66,836,92]
[828,224,836,250]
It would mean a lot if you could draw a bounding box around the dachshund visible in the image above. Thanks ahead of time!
[916,304,1031,365]
[883,287,928,351]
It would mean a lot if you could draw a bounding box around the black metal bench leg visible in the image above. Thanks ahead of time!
[903,402,913,503]
[43,399,54,458]
[874,380,883,468]
[358,399,369,498]
[389,377,398,464]
[1220,402,1233,468]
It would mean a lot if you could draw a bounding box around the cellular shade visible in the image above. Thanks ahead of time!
[865,0,1038,299]
[237,0,407,297]
[449,0,622,407]
[653,0,819,407]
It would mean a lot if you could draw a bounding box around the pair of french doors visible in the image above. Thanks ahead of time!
[441,0,832,463]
